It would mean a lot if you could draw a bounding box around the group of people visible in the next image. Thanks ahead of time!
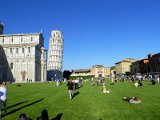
[1,76,144,118]
[91,77,105,86]
[99,77,142,104]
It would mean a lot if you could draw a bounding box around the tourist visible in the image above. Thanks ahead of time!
[0,82,7,117]
[133,82,139,87]
[123,96,141,104]
[111,73,115,85]
[102,83,111,94]
[155,74,159,83]
[74,79,79,89]
[138,80,143,86]
[151,79,156,85]
[67,80,74,100]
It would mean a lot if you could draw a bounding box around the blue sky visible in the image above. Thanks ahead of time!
[0,0,160,70]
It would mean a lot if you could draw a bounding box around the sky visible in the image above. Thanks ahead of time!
[0,0,160,70]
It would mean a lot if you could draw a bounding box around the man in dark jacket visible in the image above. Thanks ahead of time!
[67,80,74,100]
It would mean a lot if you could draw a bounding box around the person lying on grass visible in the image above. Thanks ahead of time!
[123,96,141,104]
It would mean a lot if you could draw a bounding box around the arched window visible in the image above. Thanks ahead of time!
[21,38,23,42]
[28,47,30,53]
[10,48,12,54]
[10,62,13,70]
[16,48,19,54]
[22,48,24,53]
[11,38,13,43]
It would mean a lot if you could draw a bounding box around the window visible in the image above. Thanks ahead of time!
[22,48,24,53]
[21,38,23,42]
[2,38,4,43]
[16,48,18,54]
[10,48,12,54]
[28,47,30,53]
[11,38,13,43]
[10,62,13,70]
[31,37,33,42]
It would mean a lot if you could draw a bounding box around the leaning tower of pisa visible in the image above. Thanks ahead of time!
[47,30,64,81]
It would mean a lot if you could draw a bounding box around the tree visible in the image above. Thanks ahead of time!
[63,70,71,80]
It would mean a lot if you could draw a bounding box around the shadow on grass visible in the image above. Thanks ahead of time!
[7,100,29,109]
[72,92,79,99]
[1,98,44,118]
[51,113,63,120]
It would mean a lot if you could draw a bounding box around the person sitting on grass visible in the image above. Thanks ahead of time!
[102,83,111,94]
[138,80,143,86]
[151,79,156,85]
[133,82,139,87]
[123,96,141,104]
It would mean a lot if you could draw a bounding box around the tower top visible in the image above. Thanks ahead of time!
[51,30,62,33]
[0,22,4,35]
[51,30,63,38]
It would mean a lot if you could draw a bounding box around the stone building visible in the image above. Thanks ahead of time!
[148,53,160,73]
[130,60,140,75]
[91,65,111,78]
[71,69,92,77]
[47,30,64,81]
[0,23,47,82]
[115,58,135,75]
[70,65,110,78]
[131,59,149,75]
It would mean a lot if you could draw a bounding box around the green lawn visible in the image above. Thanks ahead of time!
[1,80,160,120]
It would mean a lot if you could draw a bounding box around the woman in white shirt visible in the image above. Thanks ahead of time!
[0,82,7,117]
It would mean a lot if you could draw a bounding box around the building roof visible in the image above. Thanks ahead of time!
[115,58,135,64]
[92,65,104,68]
[153,52,160,57]
[72,69,90,73]
[0,33,42,37]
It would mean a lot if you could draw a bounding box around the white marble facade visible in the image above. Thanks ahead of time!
[47,30,64,80]
[0,24,47,83]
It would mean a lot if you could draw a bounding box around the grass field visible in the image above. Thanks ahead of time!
[1,80,160,120]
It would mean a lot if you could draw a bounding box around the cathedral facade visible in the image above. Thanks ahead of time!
[0,23,47,83]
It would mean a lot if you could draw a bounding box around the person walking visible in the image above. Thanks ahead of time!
[0,82,7,117]
[67,80,74,100]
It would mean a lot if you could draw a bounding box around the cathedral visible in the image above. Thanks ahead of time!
[0,23,47,83]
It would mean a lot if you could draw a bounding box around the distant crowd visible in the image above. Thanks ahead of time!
[0,73,159,119]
